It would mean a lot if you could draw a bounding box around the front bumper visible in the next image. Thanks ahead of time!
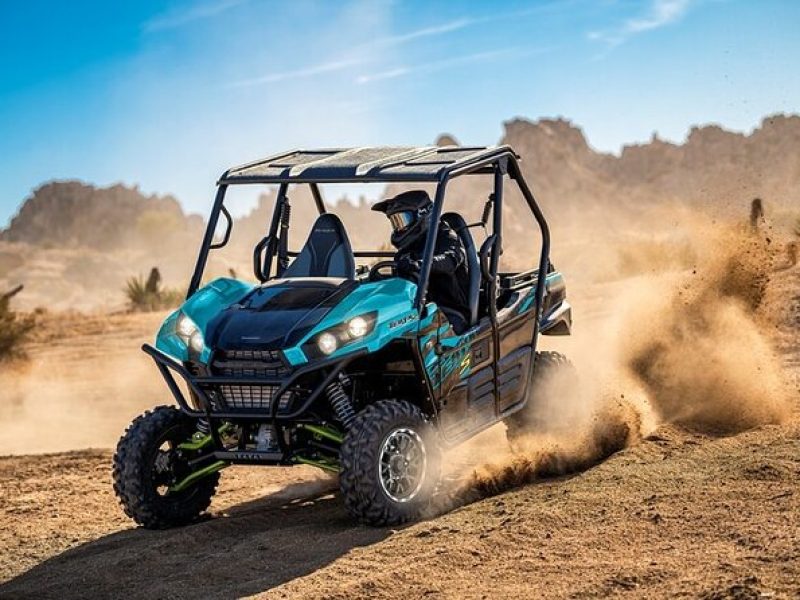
[141,343,365,421]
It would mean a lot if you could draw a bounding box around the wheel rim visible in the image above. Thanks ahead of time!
[149,427,190,497]
[378,427,427,503]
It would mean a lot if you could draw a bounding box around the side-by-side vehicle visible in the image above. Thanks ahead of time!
[112,146,573,527]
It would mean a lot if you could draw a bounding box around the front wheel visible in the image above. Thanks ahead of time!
[112,405,220,529]
[339,400,440,526]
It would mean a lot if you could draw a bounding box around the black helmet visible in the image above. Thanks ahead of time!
[372,190,432,250]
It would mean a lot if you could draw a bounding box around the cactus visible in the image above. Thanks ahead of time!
[124,268,183,312]
[0,285,35,362]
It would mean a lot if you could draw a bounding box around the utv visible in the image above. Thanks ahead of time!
[113,146,572,528]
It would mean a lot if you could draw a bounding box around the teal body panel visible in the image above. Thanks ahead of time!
[416,305,442,378]
[419,270,565,388]
[155,277,255,362]
[520,271,563,314]
[154,276,421,367]
[434,326,479,383]
[416,308,453,386]
[152,271,564,396]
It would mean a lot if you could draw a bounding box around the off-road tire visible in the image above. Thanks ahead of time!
[505,351,576,444]
[340,400,440,526]
[112,405,219,529]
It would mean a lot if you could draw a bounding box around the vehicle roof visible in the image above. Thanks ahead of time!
[220,145,517,184]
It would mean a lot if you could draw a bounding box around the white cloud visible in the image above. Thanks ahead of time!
[628,0,692,32]
[589,0,693,47]
[356,47,548,85]
[372,2,575,46]
[228,16,474,88]
[355,67,410,85]
[144,0,247,33]
[228,57,367,87]
[375,18,474,46]
[226,6,564,89]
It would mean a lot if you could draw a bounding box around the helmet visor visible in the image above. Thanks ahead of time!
[388,210,415,232]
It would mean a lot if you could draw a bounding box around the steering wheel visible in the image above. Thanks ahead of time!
[368,260,397,281]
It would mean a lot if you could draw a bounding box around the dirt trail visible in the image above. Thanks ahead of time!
[0,221,798,598]
[0,418,797,599]
[266,422,800,600]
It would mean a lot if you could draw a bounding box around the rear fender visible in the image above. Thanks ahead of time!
[539,270,571,335]
[540,300,572,335]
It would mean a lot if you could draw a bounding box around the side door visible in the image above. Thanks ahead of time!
[490,170,538,417]
[433,310,496,443]
[494,279,536,415]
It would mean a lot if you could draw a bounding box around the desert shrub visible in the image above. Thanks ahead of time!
[125,268,183,312]
[793,215,800,238]
[0,294,35,362]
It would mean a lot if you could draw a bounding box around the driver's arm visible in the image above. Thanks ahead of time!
[429,227,465,274]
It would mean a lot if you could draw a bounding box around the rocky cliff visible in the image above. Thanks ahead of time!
[1,113,797,310]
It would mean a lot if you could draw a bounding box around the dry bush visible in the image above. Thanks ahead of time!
[0,293,35,362]
[124,268,183,312]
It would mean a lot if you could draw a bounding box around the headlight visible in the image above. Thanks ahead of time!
[347,316,369,338]
[175,312,204,353]
[189,330,205,353]
[317,332,338,355]
[305,312,378,360]
[176,313,196,337]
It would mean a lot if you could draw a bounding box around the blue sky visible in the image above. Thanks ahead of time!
[1,0,798,225]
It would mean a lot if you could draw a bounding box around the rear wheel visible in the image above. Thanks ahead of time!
[505,351,577,445]
[339,400,440,526]
[112,405,220,529]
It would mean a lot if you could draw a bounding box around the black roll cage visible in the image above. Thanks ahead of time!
[187,148,550,347]
[155,147,551,447]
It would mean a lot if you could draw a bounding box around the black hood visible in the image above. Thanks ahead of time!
[206,278,357,351]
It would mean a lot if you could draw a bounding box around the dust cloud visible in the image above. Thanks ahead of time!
[0,312,171,455]
[624,223,790,433]
[438,212,792,509]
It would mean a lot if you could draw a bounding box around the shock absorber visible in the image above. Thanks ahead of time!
[277,200,291,274]
[325,375,356,430]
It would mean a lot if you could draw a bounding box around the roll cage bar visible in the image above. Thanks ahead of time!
[187,145,551,348]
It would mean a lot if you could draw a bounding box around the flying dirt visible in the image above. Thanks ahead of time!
[433,215,793,516]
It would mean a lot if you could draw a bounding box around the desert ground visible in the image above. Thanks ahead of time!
[0,214,797,599]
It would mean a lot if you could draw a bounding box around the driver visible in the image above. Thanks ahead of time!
[372,190,470,333]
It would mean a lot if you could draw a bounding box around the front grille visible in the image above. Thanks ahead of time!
[211,350,292,410]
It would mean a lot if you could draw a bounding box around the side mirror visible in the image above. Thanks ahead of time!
[210,205,233,249]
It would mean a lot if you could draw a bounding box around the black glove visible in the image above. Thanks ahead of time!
[396,255,421,281]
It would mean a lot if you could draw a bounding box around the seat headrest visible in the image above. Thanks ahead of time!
[283,213,355,279]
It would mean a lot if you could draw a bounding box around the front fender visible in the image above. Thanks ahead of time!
[155,277,255,362]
